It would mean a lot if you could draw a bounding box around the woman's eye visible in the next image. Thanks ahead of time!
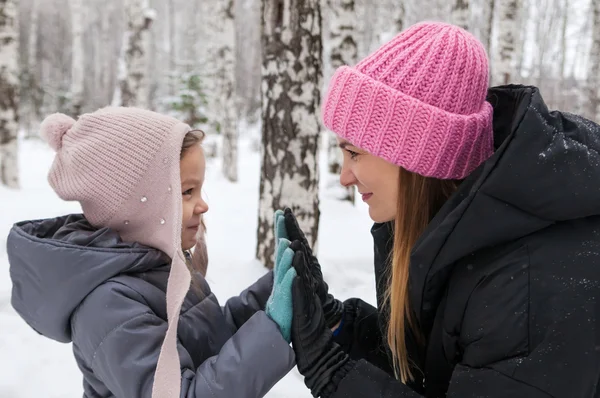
[183,188,193,196]
[347,150,359,160]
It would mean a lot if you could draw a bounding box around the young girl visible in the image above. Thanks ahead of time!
[281,22,600,398]
[7,107,295,397]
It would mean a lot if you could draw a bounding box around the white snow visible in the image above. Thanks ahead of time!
[0,131,378,397]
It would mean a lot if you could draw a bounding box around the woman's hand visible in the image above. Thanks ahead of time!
[291,245,354,398]
[284,208,344,329]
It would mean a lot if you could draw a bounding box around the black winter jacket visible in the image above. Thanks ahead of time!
[332,85,600,398]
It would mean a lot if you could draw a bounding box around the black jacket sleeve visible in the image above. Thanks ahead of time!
[333,298,394,375]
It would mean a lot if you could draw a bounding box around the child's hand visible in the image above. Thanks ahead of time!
[265,237,296,343]
[274,210,288,248]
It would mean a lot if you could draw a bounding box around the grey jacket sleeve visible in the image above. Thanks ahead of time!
[72,280,294,398]
[222,270,274,330]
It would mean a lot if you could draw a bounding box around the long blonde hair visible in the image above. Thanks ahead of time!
[385,167,457,383]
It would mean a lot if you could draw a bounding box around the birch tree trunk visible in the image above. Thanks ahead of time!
[482,0,495,58]
[515,0,528,80]
[404,0,423,26]
[327,0,357,202]
[183,0,199,73]
[450,0,470,30]
[0,0,19,188]
[359,0,379,53]
[235,0,262,122]
[24,0,39,136]
[377,0,405,43]
[534,0,563,94]
[167,0,175,96]
[557,0,568,109]
[393,1,405,33]
[119,0,154,107]
[70,0,84,115]
[586,0,600,121]
[101,0,115,105]
[201,0,238,179]
[257,0,323,269]
[492,0,522,85]
[213,0,238,182]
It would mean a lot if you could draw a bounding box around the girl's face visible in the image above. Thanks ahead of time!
[337,138,400,223]
[180,143,209,250]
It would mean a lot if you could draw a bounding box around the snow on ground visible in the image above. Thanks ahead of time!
[0,133,377,398]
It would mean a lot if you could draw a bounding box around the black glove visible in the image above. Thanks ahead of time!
[284,208,344,329]
[291,247,356,398]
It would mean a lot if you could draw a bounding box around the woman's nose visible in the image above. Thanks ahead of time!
[339,163,357,187]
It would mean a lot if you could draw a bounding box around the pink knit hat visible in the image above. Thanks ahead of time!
[322,22,494,179]
[40,107,193,398]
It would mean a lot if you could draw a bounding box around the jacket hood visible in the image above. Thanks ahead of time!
[7,214,168,343]
[407,85,600,332]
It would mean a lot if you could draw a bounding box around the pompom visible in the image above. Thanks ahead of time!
[40,113,76,152]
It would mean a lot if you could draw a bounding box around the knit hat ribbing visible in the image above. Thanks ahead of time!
[41,107,191,398]
[322,22,494,179]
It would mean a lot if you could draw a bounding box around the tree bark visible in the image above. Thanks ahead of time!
[450,0,470,30]
[257,0,323,269]
[70,0,84,116]
[557,0,568,109]
[215,0,238,182]
[0,0,20,188]
[376,0,405,43]
[492,0,522,85]
[101,0,116,105]
[167,0,175,96]
[482,0,495,59]
[586,0,600,121]
[118,0,154,107]
[326,0,357,202]
[24,0,39,136]
[235,0,262,122]
[393,1,405,33]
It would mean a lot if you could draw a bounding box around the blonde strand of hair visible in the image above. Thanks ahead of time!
[385,169,457,384]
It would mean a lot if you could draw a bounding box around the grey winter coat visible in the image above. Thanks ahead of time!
[7,214,295,397]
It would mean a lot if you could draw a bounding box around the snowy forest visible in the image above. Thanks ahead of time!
[0,0,599,268]
[1,1,600,396]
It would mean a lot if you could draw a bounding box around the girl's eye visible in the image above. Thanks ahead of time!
[183,188,193,196]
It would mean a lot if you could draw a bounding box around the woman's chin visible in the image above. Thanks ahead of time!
[368,206,395,224]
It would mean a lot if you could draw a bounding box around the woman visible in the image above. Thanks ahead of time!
[281,21,600,398]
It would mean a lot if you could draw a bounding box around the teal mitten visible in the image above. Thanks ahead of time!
[274,210,288,253]
[265,237,296,343]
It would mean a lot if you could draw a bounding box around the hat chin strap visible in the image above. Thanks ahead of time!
[152,249,190,398]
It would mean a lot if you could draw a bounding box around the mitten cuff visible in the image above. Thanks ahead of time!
[324,296,344,329]
[332,299,359,348]
[318,359,358,398]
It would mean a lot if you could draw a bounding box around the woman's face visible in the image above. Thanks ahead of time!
[338,138,400,223]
